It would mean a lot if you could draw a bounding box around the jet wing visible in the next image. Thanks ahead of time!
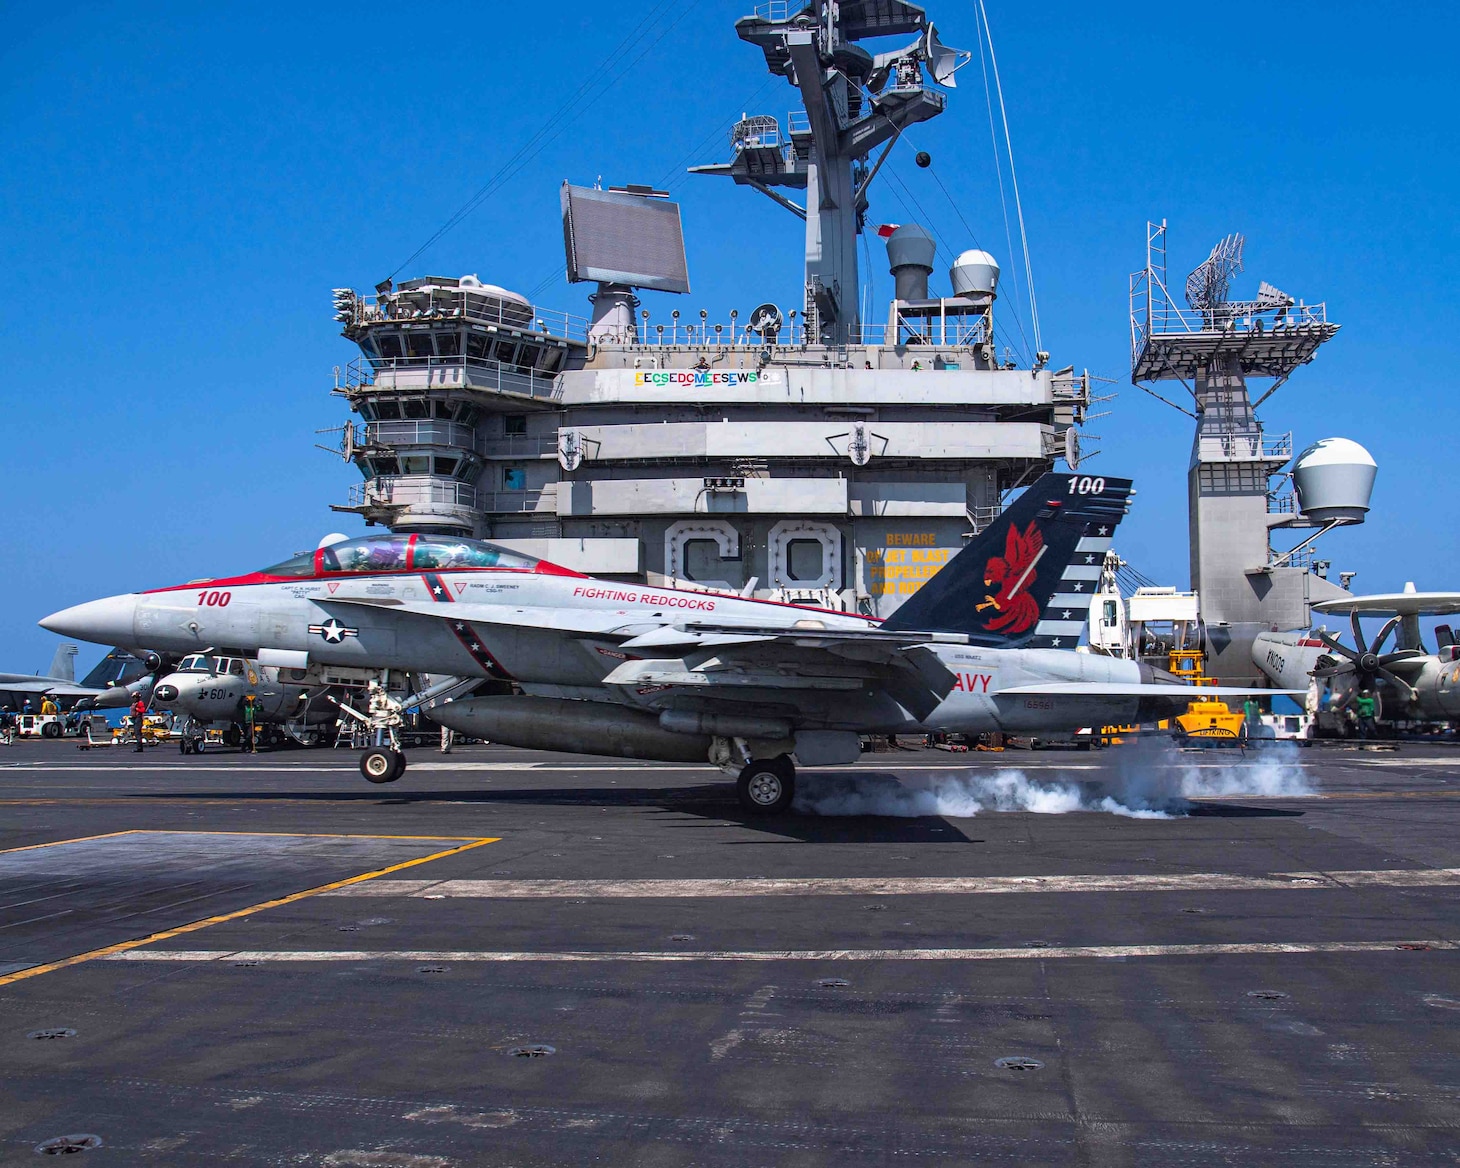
[322,597,649,638]
[602,639,957,722]
[0,679,100,696]
[324,598,936,655]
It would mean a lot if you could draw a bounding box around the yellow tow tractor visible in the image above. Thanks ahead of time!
[112,713,174,746]
[1160,650,1248,743]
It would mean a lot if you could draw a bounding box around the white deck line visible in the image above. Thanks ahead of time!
[319,868,1460,899]
[105,939,1459,964]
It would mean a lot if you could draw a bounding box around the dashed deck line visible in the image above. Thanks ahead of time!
[321,867,1460,899]
[106,939,1460,965]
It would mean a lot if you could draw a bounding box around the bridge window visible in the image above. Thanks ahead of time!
[504,414,527,436]
[503,467,527,490]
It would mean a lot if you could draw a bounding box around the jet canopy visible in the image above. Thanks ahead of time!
[260,534,541,578]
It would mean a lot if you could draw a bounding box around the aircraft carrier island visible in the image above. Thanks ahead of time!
[325,0,1088,619]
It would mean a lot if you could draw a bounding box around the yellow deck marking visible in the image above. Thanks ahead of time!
[0,835,498,989]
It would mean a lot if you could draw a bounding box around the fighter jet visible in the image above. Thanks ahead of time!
[0,645,152,707]
[42,473,1288,812]
[1252,585,1460,725]
[150,652,349,751]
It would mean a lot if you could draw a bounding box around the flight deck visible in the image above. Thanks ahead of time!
[1,741,1458,1165]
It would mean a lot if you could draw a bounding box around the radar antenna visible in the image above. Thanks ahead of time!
[1184,233,1243,324]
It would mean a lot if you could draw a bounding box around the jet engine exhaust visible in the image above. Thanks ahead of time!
[429,696,713,763]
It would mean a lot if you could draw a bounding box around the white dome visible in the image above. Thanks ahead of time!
[949,249,1000,298]
[1292,437,1377,523]
[1293,436,1377,471]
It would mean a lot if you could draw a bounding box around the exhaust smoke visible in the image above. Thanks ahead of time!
[794,742,1315,819]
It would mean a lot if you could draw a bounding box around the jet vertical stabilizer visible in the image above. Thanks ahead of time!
[881,473,1133,648]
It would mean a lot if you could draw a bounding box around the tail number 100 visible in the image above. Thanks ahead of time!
[1068,476,1106,495]
[196,590,232,607]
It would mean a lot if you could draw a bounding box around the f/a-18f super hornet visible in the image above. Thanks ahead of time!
[1252,585,1460,725]
[42,473,1286,812]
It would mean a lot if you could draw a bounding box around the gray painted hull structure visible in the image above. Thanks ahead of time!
[325,1,1088,623]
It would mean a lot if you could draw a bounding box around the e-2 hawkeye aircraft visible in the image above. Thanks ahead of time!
[42,473,1287,812]
[1252,585,1460,725]
[150,652,359,751]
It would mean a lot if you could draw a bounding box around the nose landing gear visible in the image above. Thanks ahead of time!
[336,673,471,787]
[360,746,406,784]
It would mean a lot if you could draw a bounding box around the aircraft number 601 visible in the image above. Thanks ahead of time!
[196,590,232,607]
[1067,476,1106,495]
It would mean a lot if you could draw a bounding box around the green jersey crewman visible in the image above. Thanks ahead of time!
[242,693,259,753]
[1355,691,1377,740]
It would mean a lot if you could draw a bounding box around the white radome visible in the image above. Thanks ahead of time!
[1292,437,1377,523]
[949,249,1000,298]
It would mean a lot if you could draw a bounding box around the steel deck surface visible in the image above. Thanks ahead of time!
[0,739,1457,1165]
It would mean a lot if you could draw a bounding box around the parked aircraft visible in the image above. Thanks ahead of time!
[151,653,347,750]
[41,473,1289,812]
[0,645,152,707]
[1252,586,1460,724]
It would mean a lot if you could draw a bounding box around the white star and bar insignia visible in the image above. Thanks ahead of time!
[308,618,358,644]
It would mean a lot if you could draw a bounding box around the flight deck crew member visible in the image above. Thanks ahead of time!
[40,697,58,716]
[1355,690,1377,740]
[242,694,259,753]
[130,695,147,752]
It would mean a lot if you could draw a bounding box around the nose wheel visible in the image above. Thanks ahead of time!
[360,747,407,784]
[736,755,796,815]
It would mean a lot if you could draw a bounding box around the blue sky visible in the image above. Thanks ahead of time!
[3,1,1456,674]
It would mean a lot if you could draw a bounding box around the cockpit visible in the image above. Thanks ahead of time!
[176,655,247,676]
[260,534,544,578]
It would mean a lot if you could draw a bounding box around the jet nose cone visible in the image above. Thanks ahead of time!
[39,595,139,646]
[153,684,179,703]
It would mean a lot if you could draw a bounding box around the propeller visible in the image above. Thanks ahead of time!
[1313,615,1420,702]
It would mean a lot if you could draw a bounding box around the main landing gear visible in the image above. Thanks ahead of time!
[736,754,796,815]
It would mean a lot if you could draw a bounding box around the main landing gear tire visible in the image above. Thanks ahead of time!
[361,748,406,784]
[736,755,796,815]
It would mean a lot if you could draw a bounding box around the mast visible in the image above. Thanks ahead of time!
[692,1,966,346]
